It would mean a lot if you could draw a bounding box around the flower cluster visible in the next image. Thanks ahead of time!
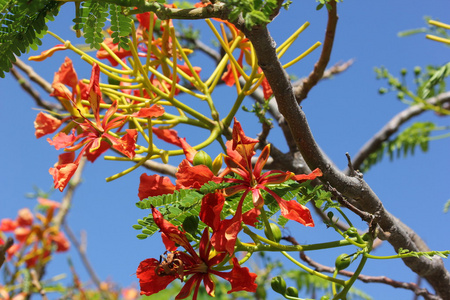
[0,198,70,268]
[136,119,321,298]
[34,62,138,191]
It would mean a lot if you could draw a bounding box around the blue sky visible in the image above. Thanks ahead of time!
[1,1,449,299]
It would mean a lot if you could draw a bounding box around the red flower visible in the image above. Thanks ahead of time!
[210,119,320,254]
[47,63,137,191]
[136,208,257,299]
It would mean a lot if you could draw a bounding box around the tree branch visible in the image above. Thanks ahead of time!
[293,2,339,104]
[10,59,62,113]
[283,236,440,300]
[242,3,450,298]
[349,91,450,173]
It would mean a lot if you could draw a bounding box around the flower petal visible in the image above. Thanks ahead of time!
[175,160,215,189]
[87,64,102,126]
[134,105,165,118]
[138,174,176,200]
[200,193,225,231]
[113,129,137,159]
[49,162,78,192]
[28,44,68,61]
[96,38,132,66]
[265,187,314,227]
[34,112,62,138]
[152,208,197,258]
[152,127,183,146]
[291,168,323,182]
[209,257,257,294]
[48,130,77,150]
[137,258,176,296]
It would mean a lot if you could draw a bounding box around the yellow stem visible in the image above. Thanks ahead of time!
[283,41,322,69]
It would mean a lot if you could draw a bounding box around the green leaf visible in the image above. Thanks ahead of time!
[0,0,59,77]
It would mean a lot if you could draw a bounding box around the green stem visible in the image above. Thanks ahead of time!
[282,251,345,286]
[334,255,368,299]
[242,227,360,252]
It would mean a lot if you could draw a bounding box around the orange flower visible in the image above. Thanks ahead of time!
[34,112,63,138]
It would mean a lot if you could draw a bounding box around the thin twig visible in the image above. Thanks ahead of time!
[10,63,62,113]
[30,269,49,300]
[294,1,339,104]
[12,58,53,94]
[63,224,104,293]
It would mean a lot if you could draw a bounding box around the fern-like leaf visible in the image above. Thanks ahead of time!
[109,4,132,50]
[76,0,109,50]
[135,189,204,238]
[0,0,59,77]
[361,121,436,172]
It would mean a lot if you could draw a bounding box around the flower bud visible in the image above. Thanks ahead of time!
[335,253,351,271]
[193,150,213,170]
[271,276,286,294]
[286,286,299,297]
[414,66,421,75]
[345,227,358,238]
[264,223,282,243]
[211,153,223,175]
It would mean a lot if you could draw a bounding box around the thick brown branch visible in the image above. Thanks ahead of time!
[243,6,450,299]
[349,91,450,173]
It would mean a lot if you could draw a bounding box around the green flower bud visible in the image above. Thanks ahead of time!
[335,253,351,271]
[346,227,358,238]
[414,66,421,75]
[271,276,286,295]
[286,286,299,297]
[400,68,407,76]
[193,150,213,170]
[264,223,282,243]
[378,87,388,95]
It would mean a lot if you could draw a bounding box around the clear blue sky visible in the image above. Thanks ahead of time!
[1,1,449,299]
